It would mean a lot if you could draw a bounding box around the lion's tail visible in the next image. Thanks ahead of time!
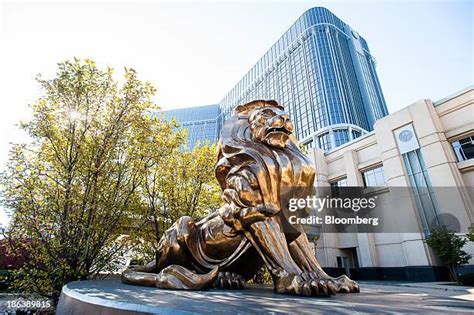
[122,265,219,290]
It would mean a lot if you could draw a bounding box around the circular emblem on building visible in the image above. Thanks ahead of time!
[398,130,413,142]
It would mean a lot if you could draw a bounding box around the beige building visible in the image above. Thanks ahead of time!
[306,86,474,281]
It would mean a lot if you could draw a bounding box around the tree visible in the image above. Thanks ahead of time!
[0,59,184,301]
[130,141,222,259]
[426,226,472,284]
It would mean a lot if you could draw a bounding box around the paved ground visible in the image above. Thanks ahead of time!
[52,279,474,314]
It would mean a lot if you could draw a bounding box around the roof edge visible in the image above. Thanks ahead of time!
[433,85,474,106]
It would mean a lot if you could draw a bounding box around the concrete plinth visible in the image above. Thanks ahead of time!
[56,279,473,314]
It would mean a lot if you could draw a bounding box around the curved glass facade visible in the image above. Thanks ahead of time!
[162,104,219,149]
[218,7,388,151]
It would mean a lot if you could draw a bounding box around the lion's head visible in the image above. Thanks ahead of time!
[217,100,313,206]
[234,100,295,149]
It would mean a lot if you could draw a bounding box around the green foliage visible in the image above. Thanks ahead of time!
[426,226,472,283]
[249,266,272,285]
[0,269,12,292]
[0,58,221,302]
[298,143,308,155]
[467,226,474,242]
[130,141,222,258]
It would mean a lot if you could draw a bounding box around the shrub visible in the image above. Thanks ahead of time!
[426,226,471,284]
[467,227,474,242]
[250,266,272,285]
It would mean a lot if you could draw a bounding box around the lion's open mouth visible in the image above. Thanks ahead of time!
[263,126,291,148]
[266,126,291,135]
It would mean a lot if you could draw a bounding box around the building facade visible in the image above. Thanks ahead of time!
[162,104,219,149]
[218,7,388,151]
[307,87,474,281]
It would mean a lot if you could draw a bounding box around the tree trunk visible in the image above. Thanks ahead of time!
[448,265,459,284]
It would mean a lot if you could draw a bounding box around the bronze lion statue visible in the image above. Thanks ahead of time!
[122,100,359,296]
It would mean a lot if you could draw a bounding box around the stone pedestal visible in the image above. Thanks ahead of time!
[56,279,473,314]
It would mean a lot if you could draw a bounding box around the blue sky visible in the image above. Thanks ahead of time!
[0,0,472,226]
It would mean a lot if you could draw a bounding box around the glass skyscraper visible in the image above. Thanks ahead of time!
[165,7,388,151]
[218,7,388,151]
[162,104,219,149]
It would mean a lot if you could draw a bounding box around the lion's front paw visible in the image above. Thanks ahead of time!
[274,272,336,297]
[332,275,359,293]
[213,271,246,290]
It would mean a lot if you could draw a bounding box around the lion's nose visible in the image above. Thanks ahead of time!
[280,115,294,132]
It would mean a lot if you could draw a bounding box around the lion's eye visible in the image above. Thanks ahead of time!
[262,109,274,116]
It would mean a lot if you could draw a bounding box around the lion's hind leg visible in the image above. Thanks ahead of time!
[155,216,196,271]
[122,265,219,290]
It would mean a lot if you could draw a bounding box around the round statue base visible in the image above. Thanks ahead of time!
[56,279,471,314]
